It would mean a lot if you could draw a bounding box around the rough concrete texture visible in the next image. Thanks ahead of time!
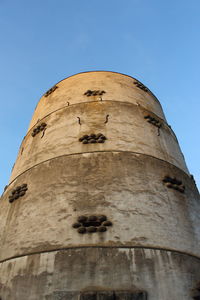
[11,101,188,182]
[0,71,199,299]
[1,153,199,261]
[0,248,199,300]
[28,71,165,130]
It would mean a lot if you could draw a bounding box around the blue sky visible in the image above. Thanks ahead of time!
[0,0,199,193]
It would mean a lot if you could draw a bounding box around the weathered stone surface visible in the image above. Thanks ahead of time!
[0,248,199,300]
[1,71,199,299]
[0,152,199,261]
[29,71,165,130]
[11,101,188,181]
[52,291,79,300]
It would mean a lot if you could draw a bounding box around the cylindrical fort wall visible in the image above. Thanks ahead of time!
[0,71,199,300]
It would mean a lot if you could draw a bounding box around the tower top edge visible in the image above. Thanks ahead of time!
[56,70,141,83]
[50,70,159,102]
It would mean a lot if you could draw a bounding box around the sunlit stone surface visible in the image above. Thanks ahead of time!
[0,71,199,300]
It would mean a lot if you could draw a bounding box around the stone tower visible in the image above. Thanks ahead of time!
[0,71,199,300]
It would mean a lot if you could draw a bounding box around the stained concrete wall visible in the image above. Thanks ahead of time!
[11,101,188,182]
[1,153,199,261]
[0,248,200,300]
[28,72,166,131]
[0,71,199,299]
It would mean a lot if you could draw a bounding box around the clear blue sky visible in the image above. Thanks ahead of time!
[0,0,199,193]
